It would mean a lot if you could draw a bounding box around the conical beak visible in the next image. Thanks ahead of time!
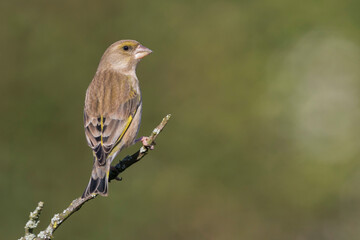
[134,45,152,59]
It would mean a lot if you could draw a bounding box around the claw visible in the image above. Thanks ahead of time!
[136,136,155,150]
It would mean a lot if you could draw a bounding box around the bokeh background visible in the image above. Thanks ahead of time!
[1,0,360,239]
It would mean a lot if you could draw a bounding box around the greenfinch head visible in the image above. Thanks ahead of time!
[98,40,152,74]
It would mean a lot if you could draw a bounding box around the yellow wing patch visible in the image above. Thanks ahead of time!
[129,87,137,98]
[108,115,133,157]
[100,115,104,146]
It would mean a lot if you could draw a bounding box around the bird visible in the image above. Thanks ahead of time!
[82,40,152,198]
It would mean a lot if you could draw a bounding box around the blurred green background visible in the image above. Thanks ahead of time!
[1,0,360,239]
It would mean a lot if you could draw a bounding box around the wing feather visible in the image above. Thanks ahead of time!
[84,70,141,165]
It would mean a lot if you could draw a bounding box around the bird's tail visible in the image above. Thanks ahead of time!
[82,161,110,198]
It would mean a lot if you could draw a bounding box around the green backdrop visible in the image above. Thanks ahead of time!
[1,0,360,239]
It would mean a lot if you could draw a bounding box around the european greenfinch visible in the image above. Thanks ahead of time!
[82,40,152,198]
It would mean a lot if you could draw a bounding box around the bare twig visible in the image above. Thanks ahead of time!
[18,114,171,240]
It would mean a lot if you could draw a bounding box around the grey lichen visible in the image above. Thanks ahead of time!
[25,220,40,229]
[21,201,44,239]
[51,213,62,229]
[140,146,147,153]
[153,128,161,135]
[18,233,36,240]
[37,231,49,239]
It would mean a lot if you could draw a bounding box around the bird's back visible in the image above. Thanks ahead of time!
[84,70,142,163]
[85,70,139,118]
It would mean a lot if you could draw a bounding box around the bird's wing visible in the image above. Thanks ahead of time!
[84,70,141,165]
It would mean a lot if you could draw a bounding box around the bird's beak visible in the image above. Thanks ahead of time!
[134,45,152,59]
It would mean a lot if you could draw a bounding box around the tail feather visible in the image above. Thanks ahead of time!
[82,163,109,198]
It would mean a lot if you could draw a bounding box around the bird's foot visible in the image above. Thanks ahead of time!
[136,136,155,150]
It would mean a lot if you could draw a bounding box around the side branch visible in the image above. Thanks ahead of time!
[19,114,171,240]
[20,201,44,240]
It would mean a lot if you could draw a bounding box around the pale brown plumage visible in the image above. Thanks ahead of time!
[82,40,152,198]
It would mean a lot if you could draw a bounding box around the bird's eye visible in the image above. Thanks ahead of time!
[123,46,129,51]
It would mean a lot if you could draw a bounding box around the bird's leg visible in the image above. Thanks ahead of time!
[136,136,155,150]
